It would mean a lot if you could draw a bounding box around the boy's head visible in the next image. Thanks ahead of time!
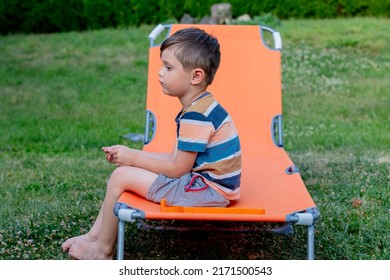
[160,27,221,86]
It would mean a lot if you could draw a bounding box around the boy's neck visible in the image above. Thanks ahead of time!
[180,88,208,110]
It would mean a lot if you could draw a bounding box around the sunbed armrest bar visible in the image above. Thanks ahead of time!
[260,26,282,50]
[271,114,283,147]
[144,110,156,144]
[149,24,170,47]
[273,32,282,50]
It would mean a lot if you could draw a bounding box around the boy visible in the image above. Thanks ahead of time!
[62,27,242,260]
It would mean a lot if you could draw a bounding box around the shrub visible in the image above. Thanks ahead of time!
[1,0,389,34]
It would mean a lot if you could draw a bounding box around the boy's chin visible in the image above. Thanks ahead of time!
[162,90,175,97]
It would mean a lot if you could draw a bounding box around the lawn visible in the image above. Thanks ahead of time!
[0,18,389,260]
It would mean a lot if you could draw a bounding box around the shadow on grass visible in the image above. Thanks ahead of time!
[122,221,308,260]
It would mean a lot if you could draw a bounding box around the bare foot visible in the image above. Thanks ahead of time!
[62,233,97,252]
[68,239,113,260]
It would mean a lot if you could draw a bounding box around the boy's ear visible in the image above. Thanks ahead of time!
[191,68,206,85]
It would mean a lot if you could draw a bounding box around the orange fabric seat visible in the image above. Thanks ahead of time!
[115,24,319,259]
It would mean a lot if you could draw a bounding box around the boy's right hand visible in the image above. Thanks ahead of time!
[102,145,139,167]
[102,146,115,164]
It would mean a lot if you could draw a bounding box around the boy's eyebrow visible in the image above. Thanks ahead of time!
[161,58,172,65]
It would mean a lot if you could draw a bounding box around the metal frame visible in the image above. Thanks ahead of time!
[114,203,319,260]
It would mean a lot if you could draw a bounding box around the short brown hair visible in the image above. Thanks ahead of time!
[160,27,221,85]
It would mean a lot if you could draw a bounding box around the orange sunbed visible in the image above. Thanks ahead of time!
[114,24,320,260]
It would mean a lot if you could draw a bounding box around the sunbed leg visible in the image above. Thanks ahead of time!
[289,209,319,260]
[307,224,315,260]
[117,220,125,260]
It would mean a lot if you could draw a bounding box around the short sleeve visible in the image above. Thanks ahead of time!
[177,112,214,152]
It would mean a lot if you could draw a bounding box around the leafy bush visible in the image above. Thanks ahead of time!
[1,0,389,34]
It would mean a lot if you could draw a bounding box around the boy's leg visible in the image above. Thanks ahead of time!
[61,204,103,252]
[66,166,158,260]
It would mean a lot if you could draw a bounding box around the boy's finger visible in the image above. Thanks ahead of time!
[103,146,118,154]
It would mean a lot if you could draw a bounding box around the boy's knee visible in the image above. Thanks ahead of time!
[108,166,130,184]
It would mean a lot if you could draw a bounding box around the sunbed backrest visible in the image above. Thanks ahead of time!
[144,24,283,159]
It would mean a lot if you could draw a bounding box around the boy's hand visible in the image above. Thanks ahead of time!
[102,146,115,164]
[102,145,138,167]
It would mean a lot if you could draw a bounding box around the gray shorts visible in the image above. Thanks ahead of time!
[146,173,229,207]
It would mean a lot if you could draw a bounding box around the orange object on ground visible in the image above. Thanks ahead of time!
[115,24,319,260]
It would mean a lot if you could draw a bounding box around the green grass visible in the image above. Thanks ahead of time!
[0,18,389,260]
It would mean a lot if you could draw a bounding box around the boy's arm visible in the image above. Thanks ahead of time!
[136,141,178,161]
[137,150,174,161]
[102,145,196,178]
[134,148,196,178]
[103,141,177,162]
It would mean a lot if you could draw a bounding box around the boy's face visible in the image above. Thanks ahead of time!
[159,47,192,99]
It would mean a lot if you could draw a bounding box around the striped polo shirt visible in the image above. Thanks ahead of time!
[175,92,242,200]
